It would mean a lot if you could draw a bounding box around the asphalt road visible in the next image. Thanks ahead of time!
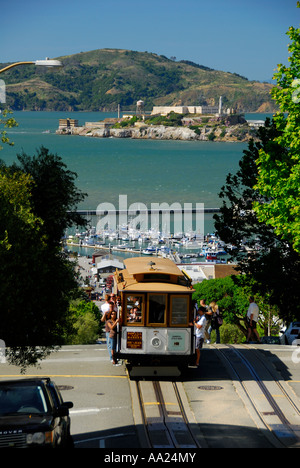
[0,344,136,448]
[1,343,300,449]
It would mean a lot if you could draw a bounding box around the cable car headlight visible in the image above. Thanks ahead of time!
[151,337,161,348]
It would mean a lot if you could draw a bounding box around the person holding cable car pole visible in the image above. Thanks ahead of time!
[191,306,207,366]
[101,300,113,361]
[107,311,121,366]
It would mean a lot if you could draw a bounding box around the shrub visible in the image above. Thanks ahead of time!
[218,323,245,344]
[67,312,99,345]
[64,299,103,344]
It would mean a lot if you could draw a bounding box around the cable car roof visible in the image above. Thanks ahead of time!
[114,256,195,292]
[124,257,183,276]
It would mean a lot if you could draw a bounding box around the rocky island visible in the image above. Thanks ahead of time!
[56,112,263,143]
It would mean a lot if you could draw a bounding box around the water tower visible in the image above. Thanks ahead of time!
[136,100,145,116]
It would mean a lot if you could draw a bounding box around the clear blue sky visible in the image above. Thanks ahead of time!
[2,0,299,81]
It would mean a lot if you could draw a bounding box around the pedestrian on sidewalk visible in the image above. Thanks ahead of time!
[207,301,222,344]
[200,298,211,343]
[246,296,261,343]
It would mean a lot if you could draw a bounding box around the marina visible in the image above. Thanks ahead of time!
[74,207,221,215]
[64,222,236,267]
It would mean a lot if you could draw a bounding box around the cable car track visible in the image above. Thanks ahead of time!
[214,344,300,448]
[132,379,202,449]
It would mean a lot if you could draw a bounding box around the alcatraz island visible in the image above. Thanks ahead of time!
[56,98,265,143]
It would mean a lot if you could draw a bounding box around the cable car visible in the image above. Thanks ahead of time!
[113,257,196,376]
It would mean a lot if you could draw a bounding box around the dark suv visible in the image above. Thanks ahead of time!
[0,378,73,448]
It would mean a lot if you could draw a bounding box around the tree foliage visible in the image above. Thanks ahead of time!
[0,148,87,369]
[13,146,87,246]
[0,109,18,150]
[65,300,103,345]
[254,10,300,253]
[193,276,280,339]
[0,169,77,348]
[214,118,300,321]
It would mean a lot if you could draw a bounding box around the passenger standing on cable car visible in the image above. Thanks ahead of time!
[101,294,110,315]
[193,306,207,366]
[107,311,121,366]
[110,293,118,312]
[101,301,114,361]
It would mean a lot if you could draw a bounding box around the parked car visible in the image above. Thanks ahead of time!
[260,336,281,345]
[280,322,300,345]
[0,377,73,448]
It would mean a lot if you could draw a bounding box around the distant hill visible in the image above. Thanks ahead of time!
[2,48,276,112]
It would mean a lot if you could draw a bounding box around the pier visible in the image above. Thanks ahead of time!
[70,208,220,216]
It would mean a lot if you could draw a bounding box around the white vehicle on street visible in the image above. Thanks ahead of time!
[280,322,300,345]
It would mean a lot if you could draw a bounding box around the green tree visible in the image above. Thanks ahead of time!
[0,168,43,253]
[0,168,77,369]
[69,299,102,333]
[68,312,99,345]
[193,276,248,333]
[65,300,103,344]
[0,109,18,150]
[193,276,280,340]
[12,146,87,246]
[0,148,87,370]
[254,8,300,253]
[214,118,300,321]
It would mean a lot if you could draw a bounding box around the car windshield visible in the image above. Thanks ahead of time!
[0,384,48,415]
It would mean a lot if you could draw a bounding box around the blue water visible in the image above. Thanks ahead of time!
[2,111,273,233]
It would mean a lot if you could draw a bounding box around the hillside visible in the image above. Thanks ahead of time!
[2,48,276,112]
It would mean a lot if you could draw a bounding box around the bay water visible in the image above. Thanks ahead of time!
[2,111,272,235]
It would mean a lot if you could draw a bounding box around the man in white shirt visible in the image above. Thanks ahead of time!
[246,297,261,343]
[193,307,207,366]
[101,295,113,361]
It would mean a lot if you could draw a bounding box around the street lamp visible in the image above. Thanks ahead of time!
[0,57,62,74]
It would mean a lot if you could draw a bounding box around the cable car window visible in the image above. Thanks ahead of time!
[143,273,170,282]
[148,294,167,325]
[125,295,144,325]
[170,295,189,326]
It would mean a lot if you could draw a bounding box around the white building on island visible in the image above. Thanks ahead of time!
[151,97,227,116]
